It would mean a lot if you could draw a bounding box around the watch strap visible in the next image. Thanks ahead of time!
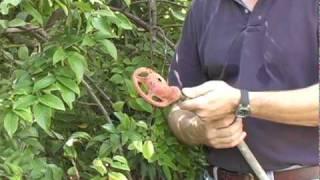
[240,89,249,106]
[236,89,251,118]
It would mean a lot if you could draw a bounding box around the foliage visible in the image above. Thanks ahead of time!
[0,0,206,179]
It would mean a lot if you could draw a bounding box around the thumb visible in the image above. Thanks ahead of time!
[182,81,216,98]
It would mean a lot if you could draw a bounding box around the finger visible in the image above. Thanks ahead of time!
[213,119,243,138]
[206,115,235,128]
[179,95,208,111]
[212,127,243,145]
[182,81,220,98]
[212,132,247,149]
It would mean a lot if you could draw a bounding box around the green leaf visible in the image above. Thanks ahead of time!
[39,94,65,111]
[112,156,130,171]
[57,76,80,95]
[135,98,153,113]
[108,172,127,180]
[124,79,137,97]
[123,0,131,6]
[53,47,66,65]
[13,107,33,122]
[101,123,116,133]
[92,8,115,17]
[0,0,21,15]
[91,17,112,36]
[162,166,172,180]
[69,131,91,141]
[57,83,75,109]
[67,51,87,83]
[13,95,37,109]
[47,164,64,180]
[142,140,154,161]
[33,75,56,92]
[128,140,143,152]
[110,74,123,84]
[92,159,107,176]
[18,45,29,60]
[34,103,52,132]
[4,111,19,137]
[0,20,8,29]
[8,18,26,27]
[100,39,117,60]
[21,1,43,25]
[112,101,125,112]
[67,167,77,176]
[113,14,133,30]
[55,0,68,16]
[64,146,77,158]
[81,36,95,47]
[66,132,91,147]
[136,121,148,129]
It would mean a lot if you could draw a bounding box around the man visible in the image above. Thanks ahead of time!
[168,0,319,179]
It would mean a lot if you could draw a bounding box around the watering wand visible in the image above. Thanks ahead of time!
[132,67,269,180]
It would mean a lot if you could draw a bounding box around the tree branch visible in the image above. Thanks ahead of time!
[82,79,133,180]
[84,75,113,106]
[110,6,176,50]
[131,0,187,8]
[149,0,157,61]
[3,24,50,42]
[82,80,112,124]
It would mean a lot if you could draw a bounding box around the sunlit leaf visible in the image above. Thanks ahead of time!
[4,111,19,137]
[100,39,117,60]
[142,140,154,161]
[39,94,65,111]
[13,95,37,109]
[53,47,66,65]
[67,51,87,83]
[14,107,33,122]
[57,76,80,95]
[108,172,127,180]
[92,159,107,176]
[21,1,43,25]
[34,103,52,131]
[33,75,56,92]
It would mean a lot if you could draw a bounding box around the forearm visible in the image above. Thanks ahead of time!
[250,84,318,127]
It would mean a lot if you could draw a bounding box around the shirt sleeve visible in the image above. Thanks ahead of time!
[168,0,208,89]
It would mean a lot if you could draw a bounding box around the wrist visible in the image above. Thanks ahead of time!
[249,91,262,118]
[235,89,251,118]
[232,89,241,112]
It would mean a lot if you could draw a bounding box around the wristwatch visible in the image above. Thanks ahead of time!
[236,89,251,118]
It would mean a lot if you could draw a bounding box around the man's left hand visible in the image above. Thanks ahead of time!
[179,81,241,128]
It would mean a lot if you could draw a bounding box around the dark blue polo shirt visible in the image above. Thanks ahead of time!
[168,0,318,173]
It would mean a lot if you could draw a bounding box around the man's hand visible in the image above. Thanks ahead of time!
[180,81,241,127]
[168,105,247,148]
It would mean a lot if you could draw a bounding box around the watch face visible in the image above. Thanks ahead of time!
[236,105,250,118]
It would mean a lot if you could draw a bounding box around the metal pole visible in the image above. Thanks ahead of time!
[237,141,269,180]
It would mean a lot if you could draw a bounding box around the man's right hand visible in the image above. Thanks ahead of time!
[168,104,246,149]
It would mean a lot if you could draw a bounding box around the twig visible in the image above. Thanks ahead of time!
[77,101,98,106]
[82,80,112,124]
[3,23,50,42]
[82,80,133,180]
[161,24,183,29]
[71,159,80,180]
[84,75,113,106]
[110,6,176,49]
[149,0,157,62]
[131,0,187,8]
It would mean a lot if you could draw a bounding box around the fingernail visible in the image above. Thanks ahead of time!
[242,132,247,139]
